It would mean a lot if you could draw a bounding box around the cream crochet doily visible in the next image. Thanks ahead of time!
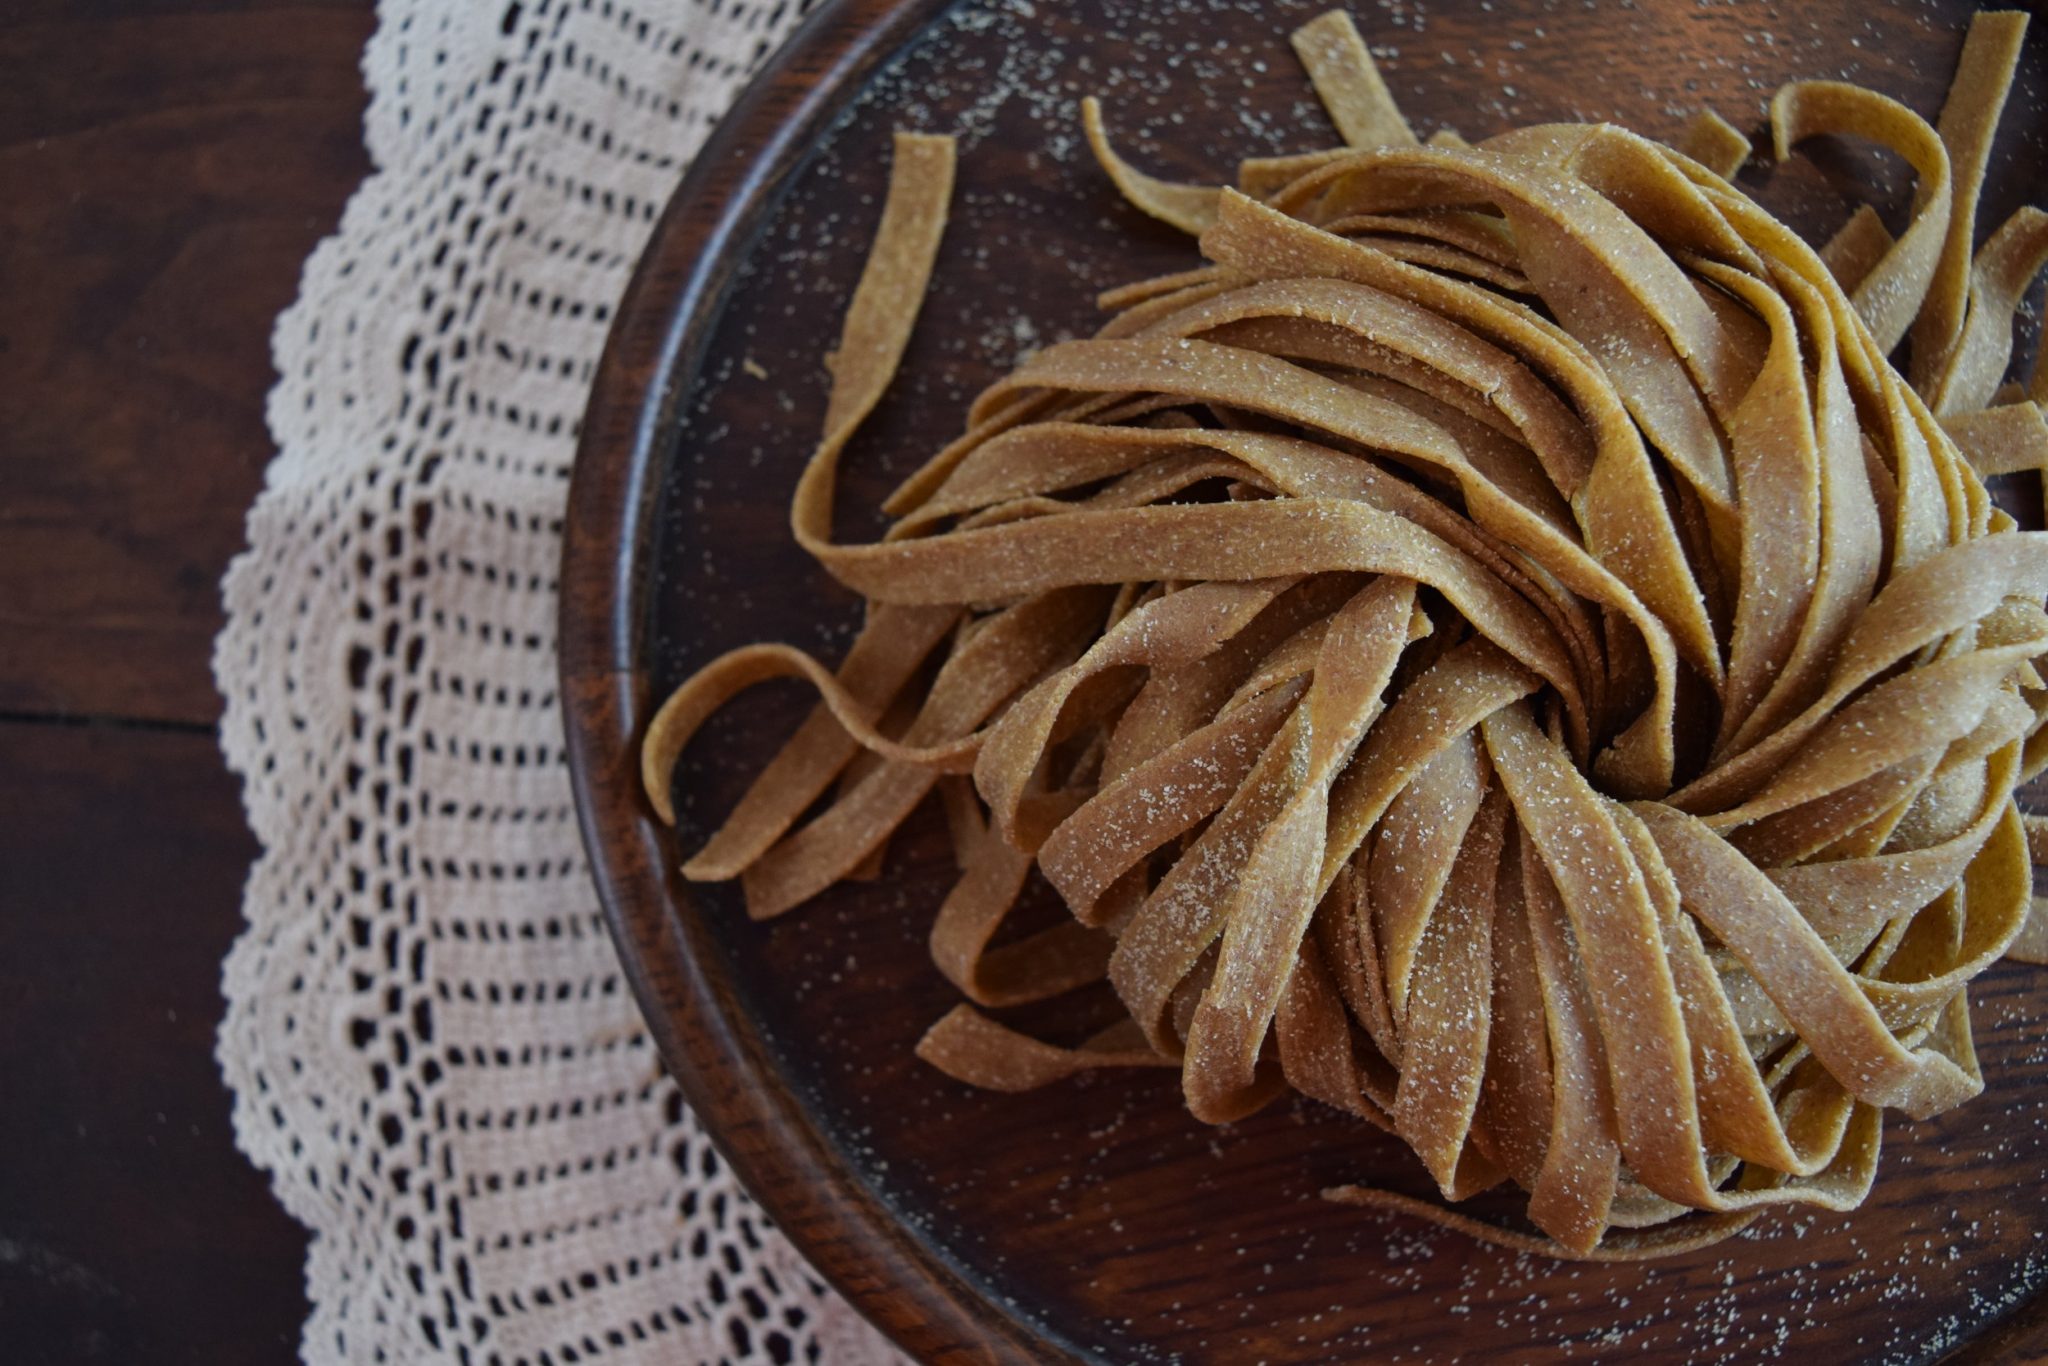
[214,0,902,1359]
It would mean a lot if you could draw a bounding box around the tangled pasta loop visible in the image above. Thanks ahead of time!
[644,10,2048,1257]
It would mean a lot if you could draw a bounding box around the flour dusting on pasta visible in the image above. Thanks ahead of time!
[644,9,2048,1259]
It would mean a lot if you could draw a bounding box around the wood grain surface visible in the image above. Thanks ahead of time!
[0,1,373,726]
[561,1,2048,1362]
[0,3,372,1360]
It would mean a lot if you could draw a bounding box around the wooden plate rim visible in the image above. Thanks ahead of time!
[556,0,1073,1360]
[557,0,2048,1359]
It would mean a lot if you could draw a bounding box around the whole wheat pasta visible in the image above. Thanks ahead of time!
[642,11,2048,1258]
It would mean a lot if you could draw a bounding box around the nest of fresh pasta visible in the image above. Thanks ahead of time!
[643,10,2048,1258]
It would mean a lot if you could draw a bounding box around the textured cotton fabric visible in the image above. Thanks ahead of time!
[214,1,901,1360]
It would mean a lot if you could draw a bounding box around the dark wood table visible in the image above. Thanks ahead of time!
[0,3,375,1360]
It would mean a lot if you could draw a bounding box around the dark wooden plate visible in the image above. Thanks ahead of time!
[560,1,2048,1360]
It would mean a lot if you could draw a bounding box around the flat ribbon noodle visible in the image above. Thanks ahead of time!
[640,11,2048,1260]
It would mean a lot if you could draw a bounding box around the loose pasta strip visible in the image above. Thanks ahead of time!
[1081,97,1219,236]
[1290,10,1415,150]
[641,9,2048,1259]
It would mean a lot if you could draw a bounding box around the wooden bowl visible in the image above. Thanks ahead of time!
[560,1,2048,1359]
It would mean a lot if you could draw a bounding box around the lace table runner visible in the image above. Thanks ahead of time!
[215,0,902,1359]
